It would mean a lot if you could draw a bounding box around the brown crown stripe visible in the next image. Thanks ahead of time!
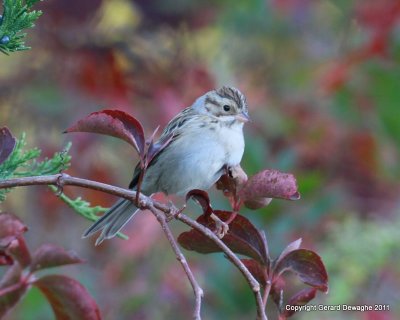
[216,86,247,111]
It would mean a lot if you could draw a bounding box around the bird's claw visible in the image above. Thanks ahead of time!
[165,201,184,222]
[210,213,229,238]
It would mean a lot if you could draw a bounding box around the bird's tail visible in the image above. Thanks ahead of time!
[82,198,139,245]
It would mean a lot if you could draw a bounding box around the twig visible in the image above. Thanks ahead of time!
[262,280,272,309]
[146,203,203,320]
[176,213,267,320]
[0,282,24,296]
[0,174,266,319]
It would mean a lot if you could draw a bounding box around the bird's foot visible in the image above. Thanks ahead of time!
[210,213,229,238]
[165,201,185,222]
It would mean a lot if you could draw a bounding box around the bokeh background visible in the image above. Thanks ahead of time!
[1,0,400,319]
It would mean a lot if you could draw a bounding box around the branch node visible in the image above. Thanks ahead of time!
[252,283,261,292]
[165,202,184,222]
[55,174,66,196]
[138,198,148,208]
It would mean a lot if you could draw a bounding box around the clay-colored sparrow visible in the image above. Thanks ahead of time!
[84,86,249,245]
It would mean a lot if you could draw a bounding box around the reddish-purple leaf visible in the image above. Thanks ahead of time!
[64,109,145,155]
[241,259,268,285]
[0,264,27,319]
[239,170,300,207]
[178,211,269,264]
[216,165,248,197]
[260,231,270,263]
[7,237,31,268]
[34,275,101,320]
[185,189,213,216]
[273,249,328,292]
[146,132,174,167]
[0,250,13,265]
[0,263,22,289]
[0,284,27,318]
[283,288,317,317]
[276,238,302,265]
[0,127,16,165]
[147,126,160,144]
[270,276,285,311]
[0,212,28,248]
[30,244,83,273]
[244,198,272,210]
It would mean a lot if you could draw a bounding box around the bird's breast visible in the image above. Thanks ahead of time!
[142,123,245,195]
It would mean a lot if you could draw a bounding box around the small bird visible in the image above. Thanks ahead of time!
[83,86,250,245]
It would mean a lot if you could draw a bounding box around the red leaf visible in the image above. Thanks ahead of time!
[239,170,300,207]
[276,238,302,265]
[283,288,317,317]
[178,211,269,264]
[34,275,101,320]
[146,132,174,167]
[273,249,328,292]
[0,250,13,265]
[0,284,27,318]
[216,165,248,197]
[243,198,272,210]
[64,109,145,155]
[185,190,213,216]
[0,263,22,289]
[7,237,31,268]
[0,212,28,248]
[30,244,83,272]
[241,259,268,285]
[270,276,285,311]
[0,127,16,165]
[0,264,27,319]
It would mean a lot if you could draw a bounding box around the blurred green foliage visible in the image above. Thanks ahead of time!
[0,133,70,201]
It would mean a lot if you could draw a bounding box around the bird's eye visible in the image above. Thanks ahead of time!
[223,105,231,112]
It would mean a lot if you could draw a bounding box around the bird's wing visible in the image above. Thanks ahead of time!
[128,107,203,190]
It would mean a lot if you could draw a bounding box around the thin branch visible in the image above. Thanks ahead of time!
[0,174,266,319]
[0,282,24,296]
[262,280,272,309]
[176,213,267,320]
[146,203,203,320]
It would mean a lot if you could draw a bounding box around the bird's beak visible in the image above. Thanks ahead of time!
[235,111,250,123]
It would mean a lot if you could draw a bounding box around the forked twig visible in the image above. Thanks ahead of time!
[146,203,203,320]
[0,174,266,320]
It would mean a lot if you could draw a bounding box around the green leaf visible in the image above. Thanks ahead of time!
[0,130,126,239]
